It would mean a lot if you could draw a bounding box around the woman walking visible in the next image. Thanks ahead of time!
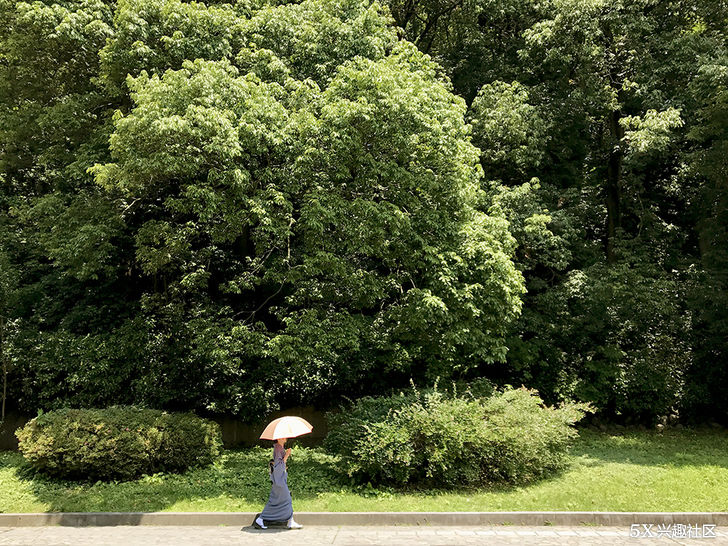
[254,437,303,530]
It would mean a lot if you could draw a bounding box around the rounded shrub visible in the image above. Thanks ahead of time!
[324,384,594,487]
[15,406,223,481]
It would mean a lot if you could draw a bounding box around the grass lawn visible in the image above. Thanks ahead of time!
[1,427,727,513]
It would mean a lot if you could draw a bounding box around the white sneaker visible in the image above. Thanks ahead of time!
[287,517,303,529]
[255,516,267,529]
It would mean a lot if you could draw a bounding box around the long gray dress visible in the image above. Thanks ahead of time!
[260,443,293,523]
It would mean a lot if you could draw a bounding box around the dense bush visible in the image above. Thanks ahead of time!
[324,384,593,487]
[504,261,692,425]
[15,406,222,481]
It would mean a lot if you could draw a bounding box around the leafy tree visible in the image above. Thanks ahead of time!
[0,245,20,421]
[439,0,725,422]
[2,0,726,425]
[0,0,525,420]
[0,0,115,194]
[386,0,545,102]
[89,28,524,416]
[681,42,728,423]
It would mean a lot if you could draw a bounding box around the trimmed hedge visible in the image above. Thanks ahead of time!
[324,383,594,487]
[15,406,222,481]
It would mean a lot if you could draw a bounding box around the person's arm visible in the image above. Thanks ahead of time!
[271,456,286,486]
[283,447,291,463]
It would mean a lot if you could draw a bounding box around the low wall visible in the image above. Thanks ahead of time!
[0,407,329,451]
[0,413,29,450]
[218,406,329,448]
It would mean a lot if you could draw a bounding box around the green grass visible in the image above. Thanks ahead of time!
[1,428,727,513]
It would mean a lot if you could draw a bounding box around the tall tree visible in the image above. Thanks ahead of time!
[1,0,525,420]
[456,0,724,422]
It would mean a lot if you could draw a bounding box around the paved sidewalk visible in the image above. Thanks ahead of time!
[0,525,727,545]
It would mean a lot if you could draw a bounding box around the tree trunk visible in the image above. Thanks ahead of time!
[1,315,6,421]
[605,107,624,264]
[601,18,625,265]
[1,361,6,422]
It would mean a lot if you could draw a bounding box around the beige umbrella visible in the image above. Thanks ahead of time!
[259,416,313,440]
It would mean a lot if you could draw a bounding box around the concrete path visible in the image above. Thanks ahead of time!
[1,525,727,545]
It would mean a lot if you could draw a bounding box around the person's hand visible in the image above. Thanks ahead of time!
[285,447,292,459]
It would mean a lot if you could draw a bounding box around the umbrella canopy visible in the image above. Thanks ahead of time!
[259,416,313,440]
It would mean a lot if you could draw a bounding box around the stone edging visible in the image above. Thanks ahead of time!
[0,512,727,527]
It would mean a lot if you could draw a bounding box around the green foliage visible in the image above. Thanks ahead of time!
[99,0,243,98]
[323,390,418,458]
[85,12,524,416]
[0,0,115,191]
[0,246,21,420]
[3,429,728,512]
[486,179,575,274]
[325,385,593,487]
[683,266,728,424]
[507,260,691,424]
[469,80,549,179]
[0,0,525,420]
[238,0,397,85]
[386,0,544,102]
[1,0,726,428]
[680,50,728,424]
[620,108,684,157]
[15,406,222,481]
[446,0,726,426]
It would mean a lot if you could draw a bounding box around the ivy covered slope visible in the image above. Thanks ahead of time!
[0,0,524,420]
